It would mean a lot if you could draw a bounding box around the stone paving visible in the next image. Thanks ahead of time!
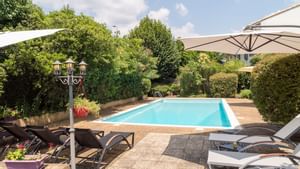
[107,133,209,169]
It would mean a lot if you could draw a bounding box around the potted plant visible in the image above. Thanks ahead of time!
[72,97,101,118]
[4,145,46,169]
[0,106,20,122]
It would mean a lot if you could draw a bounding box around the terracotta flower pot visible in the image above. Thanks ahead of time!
[73,107,89,118]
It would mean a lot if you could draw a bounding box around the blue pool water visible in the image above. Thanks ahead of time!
[101,99,234,128]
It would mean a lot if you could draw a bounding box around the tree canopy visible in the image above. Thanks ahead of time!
[0,2,156,116]
[129,17,181,82]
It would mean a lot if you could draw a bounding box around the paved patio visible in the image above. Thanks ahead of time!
[1,98,281,169]
[107,133,209,169]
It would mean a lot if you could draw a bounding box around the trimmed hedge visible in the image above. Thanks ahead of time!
[251,54,300,124]
[210,72,238,98]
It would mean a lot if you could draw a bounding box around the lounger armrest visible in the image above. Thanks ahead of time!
[104,133,134,149]
[238,141,293,152]
[52,128,69,136]
[236,135,281,144]
[91,130,104,137]
[233,126,277,134]
[105,134,128,147]
[238,153,300,169]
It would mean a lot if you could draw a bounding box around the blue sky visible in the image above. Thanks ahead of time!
[32,0,298,37]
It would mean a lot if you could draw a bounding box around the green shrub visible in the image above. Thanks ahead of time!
[170,83,180,95]
[240,89,252,99]
[141,78,151,95]
[223,60,245,73]
[150,84,170,97]
[0,66,6,97]
[250,55,263,66]
[238,72,251,92]
[178,62,203,96]
[179,71,202,96]
[0,106,20,120]
[251,54,300,124]
[210,73,238,97]
[72,97,101,117]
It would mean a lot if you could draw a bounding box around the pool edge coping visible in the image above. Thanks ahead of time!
[94,98,241,129]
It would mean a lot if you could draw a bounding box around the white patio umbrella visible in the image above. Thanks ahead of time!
[238,66,254,73]
[0,29,63,48]
[180,30,300,54]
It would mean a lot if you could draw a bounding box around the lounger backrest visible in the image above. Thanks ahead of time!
[293,144,300,156]
[27,126,61,145]
[75,128,102,149]
[274,114,300,139]
[0,122,31,141]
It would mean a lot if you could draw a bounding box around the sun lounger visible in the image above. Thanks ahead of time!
[0,122,39,154]
[27,126,70,161]
[0,130,14,158]
[74,128,134,168]
[207,144,300,169]
[209,114,300,150]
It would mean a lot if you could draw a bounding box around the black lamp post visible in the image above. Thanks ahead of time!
[53,58,87,169]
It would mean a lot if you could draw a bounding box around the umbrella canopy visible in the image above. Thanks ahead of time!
[238,66,254,73]
[244,3,300,32]
[0,29,63,48]
[180,30,300,54]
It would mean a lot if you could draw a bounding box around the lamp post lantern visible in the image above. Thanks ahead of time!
[53,58,87,169]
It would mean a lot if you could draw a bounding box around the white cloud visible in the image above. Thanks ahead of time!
[175,3,188,16]
[32,0,148,35]
[171,22,199,38]
[148,8,170,23]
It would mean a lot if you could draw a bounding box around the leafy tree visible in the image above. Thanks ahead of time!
[0,0,45,30]
[2,43,67,115]
[198,53,222,94]
[176,39,199,66]
[0,5,156,116]
[129,17,180,81]
[178,62,202,96]
[223,60,245,73]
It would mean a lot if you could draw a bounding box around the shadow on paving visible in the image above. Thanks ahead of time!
[227,102,257,108]
[75,144,130,169]
[162,133,210,166]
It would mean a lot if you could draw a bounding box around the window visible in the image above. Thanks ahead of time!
[244,54,248,61]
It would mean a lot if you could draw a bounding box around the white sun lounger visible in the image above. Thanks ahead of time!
[209,114,300,145]
[207,144,300,169]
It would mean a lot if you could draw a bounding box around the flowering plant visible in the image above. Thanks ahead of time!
[5,144,26,160]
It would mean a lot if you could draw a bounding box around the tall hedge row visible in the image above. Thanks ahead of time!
[210,72,238,98]
[251,54,300,124]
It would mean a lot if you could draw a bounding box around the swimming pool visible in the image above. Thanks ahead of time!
[97,99,240,129]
